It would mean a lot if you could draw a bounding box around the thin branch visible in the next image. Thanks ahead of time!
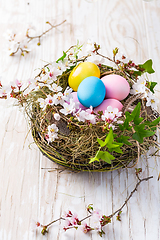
[27,20,67,43]
[108,175,153,218]
[43,217,66,228]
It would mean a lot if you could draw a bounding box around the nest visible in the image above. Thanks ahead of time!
[28,64,159,172]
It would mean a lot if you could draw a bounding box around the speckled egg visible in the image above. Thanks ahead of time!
[94,98,123,113]
[68,62,100,91]
[77,76,106,108]
[101,74,130,100]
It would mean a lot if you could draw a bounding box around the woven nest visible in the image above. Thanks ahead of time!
[28,64,159,172]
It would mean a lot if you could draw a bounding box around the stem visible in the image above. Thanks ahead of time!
[80,214,92,222]
[96,51,114,63]
[108,175,153,218]
[27,20,66,43]
[96,51,136,84]
[42,217,66,228]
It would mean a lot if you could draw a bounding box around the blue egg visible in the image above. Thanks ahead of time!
[77,76,106,108]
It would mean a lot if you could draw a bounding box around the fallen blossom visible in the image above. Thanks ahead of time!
[54,113,61,121]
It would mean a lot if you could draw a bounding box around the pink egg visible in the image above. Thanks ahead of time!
[94,99,123,113]
[101,74,130,100]
[71,92,87,110]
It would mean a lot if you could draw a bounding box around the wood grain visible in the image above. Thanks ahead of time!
[0,0,160,239]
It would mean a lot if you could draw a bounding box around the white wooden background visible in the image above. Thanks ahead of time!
[0,0,160,239]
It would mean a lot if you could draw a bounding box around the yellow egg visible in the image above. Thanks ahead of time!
[68,62,100,91]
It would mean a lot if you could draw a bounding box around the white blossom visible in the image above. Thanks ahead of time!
[50,83,62,93]
[28,78,39,90]
[38,74,53,88]
[74,109,86,122]
[85,39,95,54]
[48,123,58,134]
[85,112,96,124]
[0,85,12,98]
[54,113,60,121]
[102,106,121,121]
[146,92,159,110]
[19,38,31,53]
[53,92,64,105]
[60,99,77,115]
[47,133,58,142]
[48,64,61,81]
[130,76,147,96]
[45,95,55,106]
[101,106,123,129]
[56,61,67,74]
[47,123,59,142]
[38,98,47,111]
[63,86,73,101]
[90,209,102,231]
[7,41,19,56]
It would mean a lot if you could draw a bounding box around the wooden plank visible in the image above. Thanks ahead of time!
[0,0,159,239]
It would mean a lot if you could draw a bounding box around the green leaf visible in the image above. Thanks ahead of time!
[97,138,106,147]
[116,135,132,146]
[118,123,125,131]
[107,141,123,154]
[56,51,67,63]
[97,128,114,147]
[145,116,160,127]
[107,142,120,149]
[139,59,155,74]
[150,82,157,93]
[89,156,100,164]
[151,127,157,131]
[108,146,123,154]
[97,151,115,164]
[104,128,114,145]
[133,124,155,143]
[123,103,143,131]
[133,70,143,77]
[131,102,143,125]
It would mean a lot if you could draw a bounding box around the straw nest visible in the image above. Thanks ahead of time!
[28,64,160,172]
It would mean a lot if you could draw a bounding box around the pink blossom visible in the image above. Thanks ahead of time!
[45,95,55,106]
[15,79,23,88]
[74,109,86,122]
[30,219,41,231]
[71,214,80,225]
[63,210,73,218]
[80,222,92,233]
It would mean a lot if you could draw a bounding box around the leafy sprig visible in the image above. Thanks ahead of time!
[120,102,160,144]
[91,102,160,164]
[89,128,123,164]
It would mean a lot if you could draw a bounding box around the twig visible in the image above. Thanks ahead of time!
[108,175,153,218]
[27,20,67,43]
[42,217,66,228]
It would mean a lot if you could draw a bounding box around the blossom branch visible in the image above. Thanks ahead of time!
[34,173,153,236]
[7,20,66,56]
[26,20,67,44]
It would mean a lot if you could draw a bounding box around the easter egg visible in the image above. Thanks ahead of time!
[68,62,100,91]
[94,99,123,113]
[71,92,87,110]
[77,76,106,108]
[101,74,130,100]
